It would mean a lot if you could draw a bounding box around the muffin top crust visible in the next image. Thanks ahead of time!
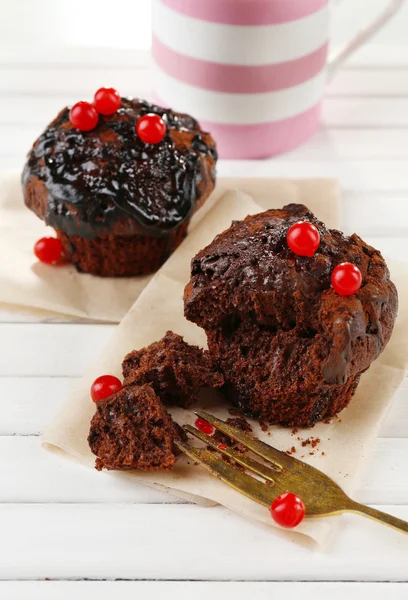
[23,98,217,239]
[184,204,398,385]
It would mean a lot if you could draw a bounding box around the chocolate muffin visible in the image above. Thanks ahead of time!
[184,204,398,427]
[88,383,186,471]
[23,98,217,276]
[122,330,224,408]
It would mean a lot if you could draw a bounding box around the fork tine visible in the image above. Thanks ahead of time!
[195,410,295,470]
[175,440,276,508]
[184,424,277,483]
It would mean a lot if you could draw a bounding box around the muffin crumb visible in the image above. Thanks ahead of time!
[122,331,224,408]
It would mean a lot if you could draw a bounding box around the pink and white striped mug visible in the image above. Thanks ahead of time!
[152,0,403,158]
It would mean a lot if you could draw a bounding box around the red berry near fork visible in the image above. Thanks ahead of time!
[331,262,362,296]
[69,101,99,131]
[90,375,122,403]
[270,492,306,528]
[287,221,320,258]
[94,87,121,116]
[136,113,167,144]
[194,417,214,436]
[34,237,63,265]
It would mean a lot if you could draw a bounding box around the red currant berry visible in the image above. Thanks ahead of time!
[195,417,214,436]
[69,101,98,131]
[271,492,305,528]
[90,375,122,403]
[287,221,320,258]
[331,262,362,296]
[136,113,166,144]
[218,443,227,450]
[94,87,121,116]
[34,237,63,265]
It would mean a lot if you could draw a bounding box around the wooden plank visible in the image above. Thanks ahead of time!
[1,503,407,580]
[327,68,408,97]
[3,43,408,69]
[0,156,27,174]
[0,435,183,504]
[0,67,151,96]
[0,377,76,434]
[322,98,408,127]
[0,436,407,505]
[362,237,407,262]
[381,378,408,438]
[1,581,408,600]
[5,125,408,161]
[0,324,115,377]
[1,375,407,437]
[342,191,408,237]
[287,129,408,161]
[1,47,149,68]
[3,66,408,97]
[3,96,408,128]
[219,160,408,193]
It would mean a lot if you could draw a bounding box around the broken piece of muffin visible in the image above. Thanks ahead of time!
[88,383,186,471]
[122,330,224,408]
[89,332,224,471]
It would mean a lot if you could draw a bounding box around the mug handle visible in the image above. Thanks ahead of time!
[328,0,405,79]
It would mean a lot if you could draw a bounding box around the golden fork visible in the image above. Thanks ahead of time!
[175,409,408,535]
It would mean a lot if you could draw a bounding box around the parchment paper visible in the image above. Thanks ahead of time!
[43,189,408,548]
[0,173,339,322]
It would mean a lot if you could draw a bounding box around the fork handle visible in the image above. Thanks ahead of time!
[347,501,408,535]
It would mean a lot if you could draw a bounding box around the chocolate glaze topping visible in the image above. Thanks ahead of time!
[23,98,217,239]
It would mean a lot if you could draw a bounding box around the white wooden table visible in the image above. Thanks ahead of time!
[1,45,408,598]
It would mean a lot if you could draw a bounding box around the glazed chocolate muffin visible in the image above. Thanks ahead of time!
[184,204,398,427]
[122,330,224,408]
[23,98,217,276]
[88,383,186,471]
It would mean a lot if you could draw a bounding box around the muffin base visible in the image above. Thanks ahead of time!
[221,372,361,428]
[206,324,364,428]
[56,222,189,277]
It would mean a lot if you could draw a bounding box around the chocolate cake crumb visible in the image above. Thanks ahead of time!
[122,331,224,408]
[88,383,186,471]
[213,417,252,454]
[291,428,299,436]
[301,436,320,449]
[227,417,253,433]
[228,407,245,417]
[258,421,268,433]
[286,446,296,455]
